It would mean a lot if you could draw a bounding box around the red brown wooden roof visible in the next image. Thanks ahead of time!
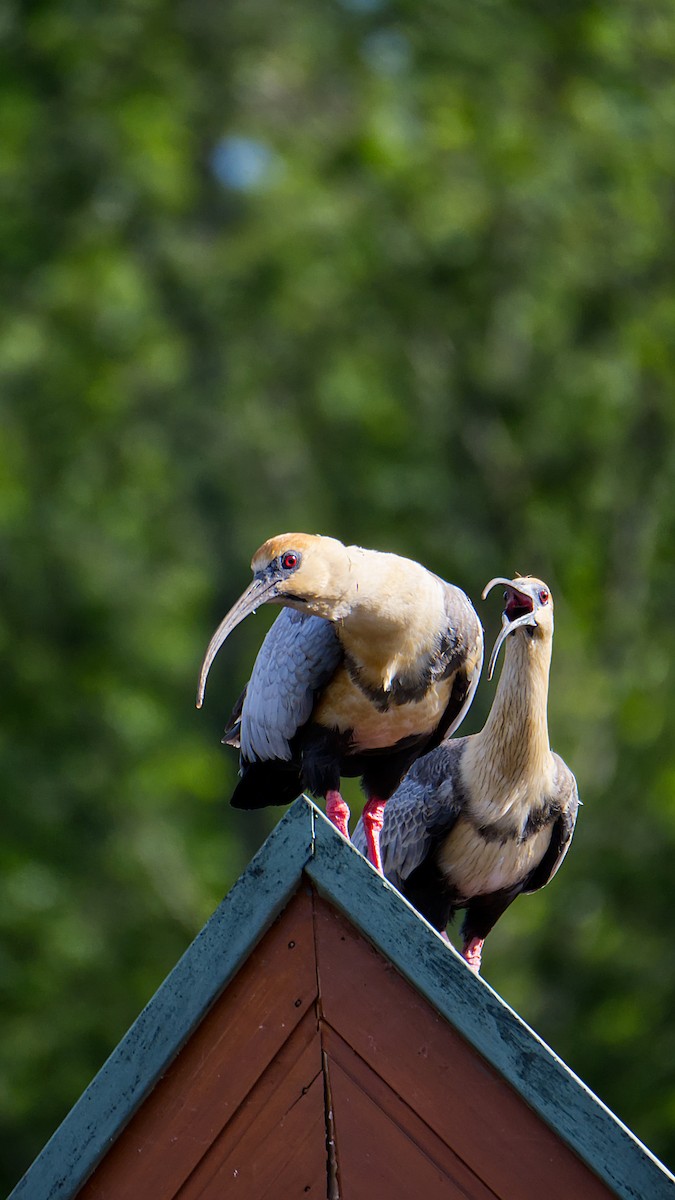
[79,886,617,1200]
[10,799,675,1200]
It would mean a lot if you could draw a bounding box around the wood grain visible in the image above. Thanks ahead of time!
[325,1024,497,1200]
[307,812,675,1200]
[176,1013,325,1200]
[10,800,315,1200]
[314,893,615,1200]
[77,889,318,1200]
[16,800,664,1200]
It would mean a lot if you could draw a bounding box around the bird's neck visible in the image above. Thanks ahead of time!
[467,631,553,801]
[336,552,445,692]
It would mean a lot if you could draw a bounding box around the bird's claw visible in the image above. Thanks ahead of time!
[362,796,386,873]
[326,791,351,839]
[462,937,484,974]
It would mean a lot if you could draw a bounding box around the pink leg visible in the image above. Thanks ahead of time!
[325,790,350,839]
[361,796,386,873]
[461,936,484,974]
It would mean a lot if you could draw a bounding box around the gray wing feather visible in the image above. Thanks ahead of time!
[354,741,465,885]
[239,609,342,762]
[428,581,484,741]
[522,755,580,893]
[546,755,580,878]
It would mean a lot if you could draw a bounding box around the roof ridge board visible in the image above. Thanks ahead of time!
[8,799,316,1200]
[305,808,675,1200]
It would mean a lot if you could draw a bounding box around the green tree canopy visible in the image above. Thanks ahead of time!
[3,0,675,1190]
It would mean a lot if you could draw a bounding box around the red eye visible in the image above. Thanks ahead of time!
[281,552,298,571]
[539,588,549,604]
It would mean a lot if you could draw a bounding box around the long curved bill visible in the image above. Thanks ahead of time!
[196,576,280,708]
[482,577,537,681]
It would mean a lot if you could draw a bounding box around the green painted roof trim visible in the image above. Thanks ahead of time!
[9,801,314,1200]
[10,798,675,1200]
[306,814,675,1200]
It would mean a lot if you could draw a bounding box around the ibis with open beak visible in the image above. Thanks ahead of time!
[354,576,579,973]
[197,533,483,868]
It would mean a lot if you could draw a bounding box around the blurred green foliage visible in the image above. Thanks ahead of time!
[3,0,675,1189]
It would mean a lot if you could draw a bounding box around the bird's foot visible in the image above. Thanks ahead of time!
[361,796,386,873]
[461,937,484,974]
[326,790,351,839]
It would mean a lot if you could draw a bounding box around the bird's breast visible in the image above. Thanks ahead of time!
[312,666,453,751]
[437,818,552,901]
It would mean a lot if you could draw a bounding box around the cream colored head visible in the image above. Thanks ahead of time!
[482,575,554,680]
[250,533,351,614]
[196,533,351,707]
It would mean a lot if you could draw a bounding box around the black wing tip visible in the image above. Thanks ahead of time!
[229,763,303,810]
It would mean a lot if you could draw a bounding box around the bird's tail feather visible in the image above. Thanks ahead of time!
[230,761,303,810]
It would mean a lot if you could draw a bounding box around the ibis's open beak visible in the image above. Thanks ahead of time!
[482,577,538,681]
[196,575,281,708]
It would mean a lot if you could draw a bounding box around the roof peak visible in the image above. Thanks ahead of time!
[10,798,675,1200]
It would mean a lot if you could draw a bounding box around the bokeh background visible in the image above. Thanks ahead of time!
[3,0,675,1190]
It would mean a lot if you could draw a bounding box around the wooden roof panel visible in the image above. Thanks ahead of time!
[11,800,675,1200]
[306,807,675,1199]
[79,886,618,1200]
[78,890,320,1200]
[177,1034,326,1200]
[325,1026,497,1200]
[315,894,615,1200]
